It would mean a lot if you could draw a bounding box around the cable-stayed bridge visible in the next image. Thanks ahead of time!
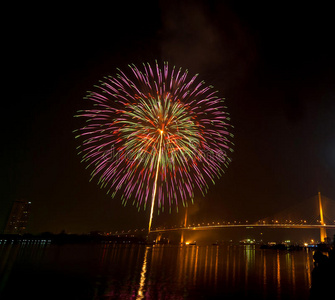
[150,193,335,242]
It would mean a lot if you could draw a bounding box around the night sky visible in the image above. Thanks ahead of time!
[2,1,335,234]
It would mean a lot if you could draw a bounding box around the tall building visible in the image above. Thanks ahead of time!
[4,199,31,234]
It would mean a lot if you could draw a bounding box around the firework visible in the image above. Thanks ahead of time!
[74,61,233,232]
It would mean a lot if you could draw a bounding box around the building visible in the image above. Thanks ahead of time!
[4,199,31,234]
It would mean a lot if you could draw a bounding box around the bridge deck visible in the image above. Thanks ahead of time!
[150,224,335,232]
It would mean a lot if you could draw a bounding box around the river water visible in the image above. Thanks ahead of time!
[0,243,315,299]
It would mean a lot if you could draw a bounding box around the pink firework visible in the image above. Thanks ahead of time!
[74,61,233,228]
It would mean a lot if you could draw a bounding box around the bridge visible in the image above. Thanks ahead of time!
[151,224,335,231]
[150,193,335,243]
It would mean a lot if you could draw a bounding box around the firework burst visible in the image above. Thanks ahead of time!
[75,61,233,231]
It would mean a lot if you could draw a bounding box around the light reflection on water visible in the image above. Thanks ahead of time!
[0,243,314,299]
[137,246,149,299]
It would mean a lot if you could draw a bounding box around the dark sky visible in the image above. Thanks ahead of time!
[2,1,335,234]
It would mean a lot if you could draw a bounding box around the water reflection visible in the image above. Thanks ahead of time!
[0,243,315,299]
[137,246,149,299]
[132,245,313,299]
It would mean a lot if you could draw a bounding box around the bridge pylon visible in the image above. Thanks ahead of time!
[318,192,327,242]
[181,208,188,244]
